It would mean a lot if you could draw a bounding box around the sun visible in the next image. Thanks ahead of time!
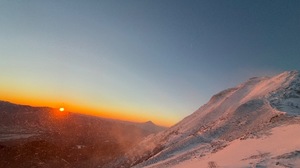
[59,107,65,112]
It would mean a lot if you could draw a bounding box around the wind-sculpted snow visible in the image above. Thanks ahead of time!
[268,71,300,115]
[107,71,300,168]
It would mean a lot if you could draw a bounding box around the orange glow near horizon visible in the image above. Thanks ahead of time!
[0,92,174,127]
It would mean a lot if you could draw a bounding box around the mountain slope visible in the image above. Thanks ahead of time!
[173,123,300,168]
[107,70,300,168]
[0,101,165,168]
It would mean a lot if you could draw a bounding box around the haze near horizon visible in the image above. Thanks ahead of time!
[1,0,300,126]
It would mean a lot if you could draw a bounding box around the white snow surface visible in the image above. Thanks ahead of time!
[110,71,300,168]
[173,124,300,168]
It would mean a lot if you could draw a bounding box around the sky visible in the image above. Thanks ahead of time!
[0,0,299,126]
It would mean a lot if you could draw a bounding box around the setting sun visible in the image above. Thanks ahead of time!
[59,107,65,112]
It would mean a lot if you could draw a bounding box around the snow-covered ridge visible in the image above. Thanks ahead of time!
[268,71,300,115]
[105,71,300,168]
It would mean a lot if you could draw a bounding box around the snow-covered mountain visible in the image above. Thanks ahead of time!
[106,70,300,168]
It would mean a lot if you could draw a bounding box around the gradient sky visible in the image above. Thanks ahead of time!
[1,0,300,126]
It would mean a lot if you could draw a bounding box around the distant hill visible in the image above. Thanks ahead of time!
[0,101,166,168]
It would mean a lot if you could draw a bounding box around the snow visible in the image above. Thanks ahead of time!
[173,124,300,168]
[110,71,300,168]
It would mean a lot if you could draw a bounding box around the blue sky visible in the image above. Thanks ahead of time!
[0,0,299,125]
